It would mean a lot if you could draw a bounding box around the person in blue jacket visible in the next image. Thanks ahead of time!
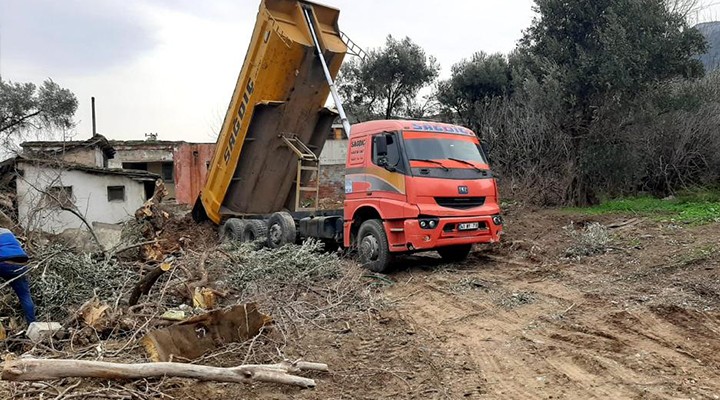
[0,228,36,323]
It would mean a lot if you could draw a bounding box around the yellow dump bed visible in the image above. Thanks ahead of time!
[197,0,347,224]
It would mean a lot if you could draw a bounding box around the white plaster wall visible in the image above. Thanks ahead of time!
[108,148,174,168]
[94,148,105,167]
[319,140,347,165]
[16,163,147,234]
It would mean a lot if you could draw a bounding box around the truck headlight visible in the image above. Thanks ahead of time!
[419,217,439,230]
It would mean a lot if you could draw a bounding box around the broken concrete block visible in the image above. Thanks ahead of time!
[160,310,186,321]
[26,322,63,343]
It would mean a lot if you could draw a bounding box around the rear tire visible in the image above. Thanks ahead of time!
[243,220,268,244]
[437,244,473,262]
[266,212,296,248]
[357,219,392,273]
[219,218,245,243]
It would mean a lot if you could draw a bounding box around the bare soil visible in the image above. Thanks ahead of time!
[165,206,720,399]
[5,206,720,399]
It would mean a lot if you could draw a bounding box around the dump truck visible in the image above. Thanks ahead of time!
[192,0,503,272]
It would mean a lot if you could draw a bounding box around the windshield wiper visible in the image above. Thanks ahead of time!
[409,158,449,171]
[448,157,488,173]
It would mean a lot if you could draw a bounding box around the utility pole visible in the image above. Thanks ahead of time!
[91,97,97,136]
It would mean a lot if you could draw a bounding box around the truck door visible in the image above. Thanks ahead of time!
[345,136,370,199]
[370,132,406,199]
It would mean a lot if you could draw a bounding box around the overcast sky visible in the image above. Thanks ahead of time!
[1,0,718,143]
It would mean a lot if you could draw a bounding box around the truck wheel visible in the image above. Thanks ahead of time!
[357,219,392,273]
[243,220,268,244]
[219,218,245,243]
[437,244,473,263]
[266,212,296,248]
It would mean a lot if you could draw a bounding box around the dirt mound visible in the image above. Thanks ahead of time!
[159,213,217,252]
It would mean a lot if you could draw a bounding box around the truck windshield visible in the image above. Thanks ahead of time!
[403,137,487,165]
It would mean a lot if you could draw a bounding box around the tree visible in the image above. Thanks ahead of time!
[436,52,512,131]
[0,79,78,151]
[516,0,707,205]
[665,0,705,22]
[520,0,707,117]
[338,35,439,121]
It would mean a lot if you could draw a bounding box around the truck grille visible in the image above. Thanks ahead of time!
[434,197,485,209]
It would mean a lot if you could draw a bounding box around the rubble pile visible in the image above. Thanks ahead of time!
[0,182,380,397]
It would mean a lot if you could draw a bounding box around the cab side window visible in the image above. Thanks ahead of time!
[372,133,404,173]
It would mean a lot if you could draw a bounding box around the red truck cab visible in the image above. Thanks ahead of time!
[343,120,503,272]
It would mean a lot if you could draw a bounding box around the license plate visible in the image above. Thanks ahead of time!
[458,222,479,231]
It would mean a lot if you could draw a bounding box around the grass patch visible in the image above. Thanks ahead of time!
[567,190,720,224]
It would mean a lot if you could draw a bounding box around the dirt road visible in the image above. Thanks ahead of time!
[378,208,719,399]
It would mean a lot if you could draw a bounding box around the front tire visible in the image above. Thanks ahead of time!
[437,244,473,262]
[357,219,392,273]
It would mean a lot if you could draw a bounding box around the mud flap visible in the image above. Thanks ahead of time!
[191,196,208,222]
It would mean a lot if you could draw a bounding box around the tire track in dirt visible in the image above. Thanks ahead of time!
[539,327,671,399]
[470,278,647,399]
[388,267,588,399]
[389,251,720,399]
[538,298,720,399]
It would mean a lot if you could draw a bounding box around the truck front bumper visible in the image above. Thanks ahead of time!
[393,215,503,252]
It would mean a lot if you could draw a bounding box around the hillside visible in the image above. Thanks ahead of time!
[696,21,720,71]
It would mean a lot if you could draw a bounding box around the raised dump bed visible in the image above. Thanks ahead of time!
[195,0,347,224]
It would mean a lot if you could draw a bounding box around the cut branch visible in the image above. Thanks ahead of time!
[1,358,326,388]
[184,251,209,300]
[128,262,173,306]
[112,239,165,256]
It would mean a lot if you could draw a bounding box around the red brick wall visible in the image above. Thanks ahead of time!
[172,144,215,205]
[304,164,345,209]
[318,164,345,201]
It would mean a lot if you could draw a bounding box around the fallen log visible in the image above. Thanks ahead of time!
[1,358,327,388]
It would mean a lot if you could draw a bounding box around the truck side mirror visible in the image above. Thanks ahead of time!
[480,140,491,163]
[480,140,490,155]
[376,135,388,157]
[374,134,396,172]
